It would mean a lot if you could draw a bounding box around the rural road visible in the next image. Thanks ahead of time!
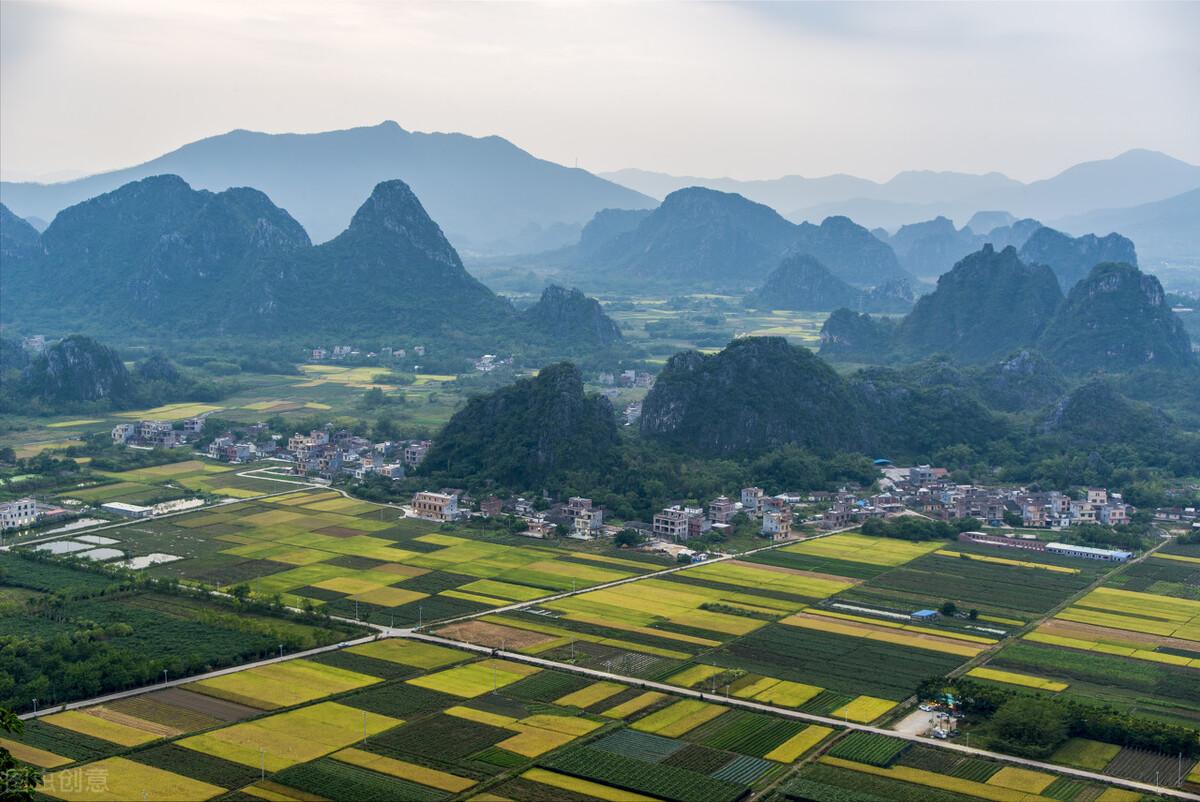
[13,469,1196,799]
[402,629,1200,801]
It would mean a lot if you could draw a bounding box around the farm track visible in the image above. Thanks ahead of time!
[15,466,1197,799]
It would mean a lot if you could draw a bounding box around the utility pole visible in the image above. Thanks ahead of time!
[32,699,37,715]
[163,669,168,685]
[278,644,283,660]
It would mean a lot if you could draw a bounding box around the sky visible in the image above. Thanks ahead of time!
[2,0,1198,184]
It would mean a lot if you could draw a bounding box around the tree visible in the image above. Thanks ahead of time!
[613,529,643,548]
[968,608,979,620]
[0,708,43,801]
[939,601,958,616]
[1002,510,1023,527]
[990,696,1069,757]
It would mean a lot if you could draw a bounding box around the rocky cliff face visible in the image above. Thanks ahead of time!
[974,350,1067,412]
[523,285,622,348]
[0,202,41,263]
[419,362,619,488]
[896,244,1063,363]
[640,337,867,455]
[818,309,898,361]
[21,335,134,403]
[1038,262,1194,372]
[1018,226,1137,291]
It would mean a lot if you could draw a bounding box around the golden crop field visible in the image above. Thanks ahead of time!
[781,612,987,657]
[1060,588,1200,641]
[178,701,398,772]
[406,658,539,697]
[830,696,896,723]
[764,725,834,763]
[987,766,1057,793]
[781,533,943,566]
[934,550,1079,574]
[631,699,726,737]
[330,748,476,792]
[344,638,469,669]
[967,667,1069,691]
[665,664,726,688]
[187,659,380,709]
[554,681,625,708]
[116,403,224,420]
[682,560,856,597]
[821,757,1052,802]
[42,757,223,802]
[40,710,160,747]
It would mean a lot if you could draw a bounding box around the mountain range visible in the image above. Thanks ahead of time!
[0,121,654,255]
[547,187,913,291]
[0,175,620,353]
[819,245,1194,373]
[601,150,1199,268]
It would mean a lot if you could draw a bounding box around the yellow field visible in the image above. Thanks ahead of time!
[988,766,1056,793]
[967,667,1069,691]
[764,725,833,762]
[1062,588,1200,641]
[782,613,985,657]
[483,614,693,660]
[1024,631,1200,667]
[187,659,379,709]
[351,586,429,606]
[42,710,159,747]
[521,768,658,802]
[354,641,457,677]
[782,534,942,566]
[754,680,823,708]
[1096,790,1143,802]
[42,757,223,802]
[1154,552,1200,566]
[406,658,539,697]
[821,757,1058,802]
[830,696,896,723]
[0,738,72,768]
[47,419,103,428]
[934,550,1078,574]
[666,664,726,688]
[179,702,398,771]
[444,706,600,757]
[554,681,625,708]
[804,608,998,643]
[601,691,666,719]
[116,403,223,420]
[632,699,726,737]
[331,748,475,792]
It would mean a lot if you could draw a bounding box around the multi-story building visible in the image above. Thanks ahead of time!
[111,423,137,445]
[760,497,793,538]
[404,440,432,468]
[412,491,461,522]
[741,487,764,517]
[0,497,38,530]
[708,496,736,524]
[183,417,205,434]
[653,506,691,541]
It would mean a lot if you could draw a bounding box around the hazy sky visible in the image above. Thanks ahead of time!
[2,0,1197,183]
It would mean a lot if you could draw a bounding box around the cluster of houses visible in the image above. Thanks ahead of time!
[474,354,513,372]
[872,465,1134,530]
[596,370,655,389]
[309,345,426,361]
[409,491,607,540]
[649,488,799,543]
[111,417,205,449]
[272,430,430,481]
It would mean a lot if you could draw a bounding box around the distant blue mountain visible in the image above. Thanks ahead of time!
[0,121,654,254]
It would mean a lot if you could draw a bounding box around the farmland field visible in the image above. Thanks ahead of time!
[16,485,666,628]
[15,641,841,801]
[969,542,1200,727]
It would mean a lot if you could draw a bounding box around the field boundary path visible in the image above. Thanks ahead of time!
[401,630,1200,801]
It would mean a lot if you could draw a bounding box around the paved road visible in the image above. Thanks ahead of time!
[17,632,379,721]
[403,630,1200,801]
